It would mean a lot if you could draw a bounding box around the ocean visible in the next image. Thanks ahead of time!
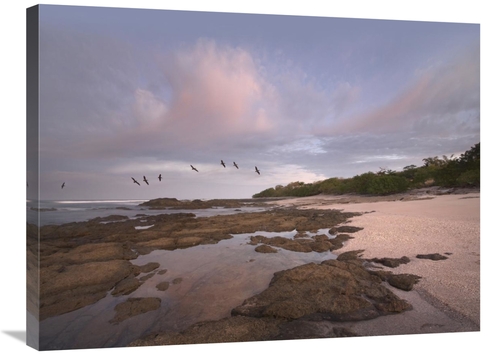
[26,199,268,226]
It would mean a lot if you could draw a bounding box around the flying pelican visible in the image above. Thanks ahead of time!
[221,160,226,168]
[191,165,199,172]
[158,174,162,182]
[233,162,239,169]
[132,177,140,186]
[61,182,65,189]
[143,176,149,185]
[255,166,260,175]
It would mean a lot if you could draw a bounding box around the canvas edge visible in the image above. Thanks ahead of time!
[26,4,40,351]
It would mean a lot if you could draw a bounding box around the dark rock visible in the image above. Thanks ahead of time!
[336,250,365,261]
[387,274,422,291]
[176,236,205,248]
[313,234,329,242]
[329,234,353,250]
[274,320,358,340]
[129,316,284,346]
[293,231,309,239]
[231,261,412,321]
[41,242,138,268]
[112,276,142,296]
[138,262,160,273]
[255,245,278,253]
[249,235,312,253]
[309,240,333,253]
[368,256,411,268]
[416,253,448,261]
[156,281,170,291]
[139,273,155,282]
[110,297,161,324]
[250,232,358,254]
[39,260,136,320]
[91,215,129,223]
[329,226,364,234]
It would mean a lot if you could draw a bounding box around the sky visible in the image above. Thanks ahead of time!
[28,3,480,201]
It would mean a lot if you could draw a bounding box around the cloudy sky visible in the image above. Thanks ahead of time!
[29,4,480,201]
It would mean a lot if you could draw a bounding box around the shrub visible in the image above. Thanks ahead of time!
[317,177,349,194]
[456,170,480,187]
[366,175,409,195]
[252,143,479,198]
[252,188,277,198]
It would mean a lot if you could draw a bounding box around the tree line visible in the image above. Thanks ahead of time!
[252,143,480,198]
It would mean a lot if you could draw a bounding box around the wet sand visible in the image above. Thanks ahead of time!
[268,191,480,331]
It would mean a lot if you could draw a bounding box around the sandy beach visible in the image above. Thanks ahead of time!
[268,190,480,332]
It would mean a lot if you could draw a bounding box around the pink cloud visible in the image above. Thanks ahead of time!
[160,39,276,143]
[324,45,479,135]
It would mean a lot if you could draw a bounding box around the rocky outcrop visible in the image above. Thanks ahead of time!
[231,259,412,321]
[249,233,353,253]
[39,260,136,320]
[33,207,361,321]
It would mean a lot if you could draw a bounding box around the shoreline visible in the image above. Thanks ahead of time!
[31,188,480,349]
[268,189,480,328]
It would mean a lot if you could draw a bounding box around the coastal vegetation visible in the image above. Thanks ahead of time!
[253,143,480,198]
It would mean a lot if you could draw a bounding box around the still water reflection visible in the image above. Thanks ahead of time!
[40,229,338,350]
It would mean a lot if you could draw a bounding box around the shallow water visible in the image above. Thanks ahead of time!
[39,228,339,350]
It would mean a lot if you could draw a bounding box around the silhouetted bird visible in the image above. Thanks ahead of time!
[158,174,162,182]
[255,166,260,175]
[132,177,140,186]
[61,182,65,189]
[233,162,239,169]
[143,176,149,185]
[221,160,226,168]
[191,165,199,172]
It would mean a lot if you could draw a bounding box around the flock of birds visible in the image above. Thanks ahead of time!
[53,160,260,190]
[130,160,261,186]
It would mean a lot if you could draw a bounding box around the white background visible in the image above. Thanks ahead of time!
[1,1,497,354]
